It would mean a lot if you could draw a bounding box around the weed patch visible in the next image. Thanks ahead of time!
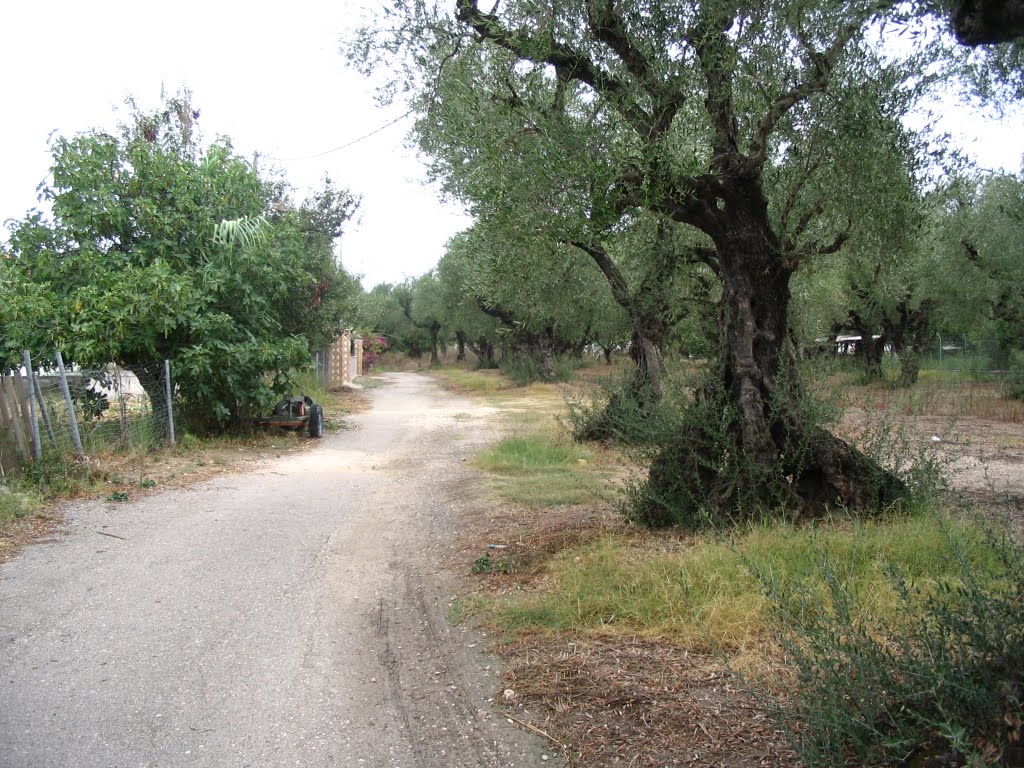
[432,367,512,393]
[481,513,1005,660]
[765,518,1024,768]
[0,485,38,527]
[474,435,605,508]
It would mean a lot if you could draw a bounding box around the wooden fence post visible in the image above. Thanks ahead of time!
[163,359,175,447]
[1,376,29,459]
[0,376,24,478]
[21,352,42,460]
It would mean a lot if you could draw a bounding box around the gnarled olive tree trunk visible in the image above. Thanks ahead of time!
[455,331,467,362]
[885,298,935,388]
[849,311,886,381]
[638,188,906,527]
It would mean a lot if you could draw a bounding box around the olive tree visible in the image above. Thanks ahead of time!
[948,172,1024,369]
[350,0,956,525]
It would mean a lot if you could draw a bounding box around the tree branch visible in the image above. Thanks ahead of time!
[779,155,825,236]
[475,296,518,328]
[787,199,826,250]
[749,19,865,165]
[691,9,740,160]
[456,0,657,137]
[568,240,632,309]
[585,0,684,136]
[800,227,851,264]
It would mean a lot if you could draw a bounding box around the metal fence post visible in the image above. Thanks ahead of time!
[32,372,57,450]
[163,359,176,447]
[55,351,84,455]
[116,367,129,443]
[22,351,42,460]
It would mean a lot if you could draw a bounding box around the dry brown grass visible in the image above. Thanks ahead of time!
[499,637,797,768]
[826,376,1023,424]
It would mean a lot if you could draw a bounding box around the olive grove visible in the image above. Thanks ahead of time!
[348,0,984,525]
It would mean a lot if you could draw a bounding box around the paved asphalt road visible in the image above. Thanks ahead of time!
[0,373,552,768]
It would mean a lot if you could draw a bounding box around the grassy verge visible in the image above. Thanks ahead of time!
[430,366,515,394]
[445,359,1024,767]
[432,367,621,510]
[478,512,1003,659]
[473,433,607,508]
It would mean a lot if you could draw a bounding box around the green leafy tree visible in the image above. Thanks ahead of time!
[0,96,359,429]
[279,177,362,352]
[410,270,447,366]
[436,235,504,367]
[948,172,1024,370]
[831,142,939,385]
[351,0,958,524]
[453,219,614,381]
[357,281,428,357]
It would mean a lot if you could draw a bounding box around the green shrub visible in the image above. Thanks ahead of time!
[499,355,540,386]
[620,360,943,529]
[763,519,1024,768]
[553,355,580,382]
[622,370,886,529]
[565,367,670,446]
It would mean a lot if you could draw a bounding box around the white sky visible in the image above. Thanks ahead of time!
[0,0,472,290]
[1,1,1021,291]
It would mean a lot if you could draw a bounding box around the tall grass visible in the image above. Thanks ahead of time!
[500,355,579,386]
[432,367,513,393]
[482,512,1005,658]
[473,433,603,507]
[475,436,585,471]
[0,485,39,527]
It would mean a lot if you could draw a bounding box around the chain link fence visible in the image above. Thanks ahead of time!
[1,352,175,478]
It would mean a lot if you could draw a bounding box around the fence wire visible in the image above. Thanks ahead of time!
[34,362,174,456]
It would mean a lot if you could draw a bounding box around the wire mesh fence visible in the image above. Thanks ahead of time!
[0,353,175,478]
[44,362,173,452]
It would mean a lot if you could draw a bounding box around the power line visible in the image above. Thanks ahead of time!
[267,110,415,162]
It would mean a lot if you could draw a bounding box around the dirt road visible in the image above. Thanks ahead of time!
[0,373,552,768]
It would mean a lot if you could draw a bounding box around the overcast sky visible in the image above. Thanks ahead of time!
[0,0,473,290]
[1,1,1021,291]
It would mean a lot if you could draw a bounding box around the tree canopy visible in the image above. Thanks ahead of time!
[349,0,971,524]
[0,96,360,429]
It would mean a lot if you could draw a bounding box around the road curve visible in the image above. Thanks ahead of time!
[0,373,551,768]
